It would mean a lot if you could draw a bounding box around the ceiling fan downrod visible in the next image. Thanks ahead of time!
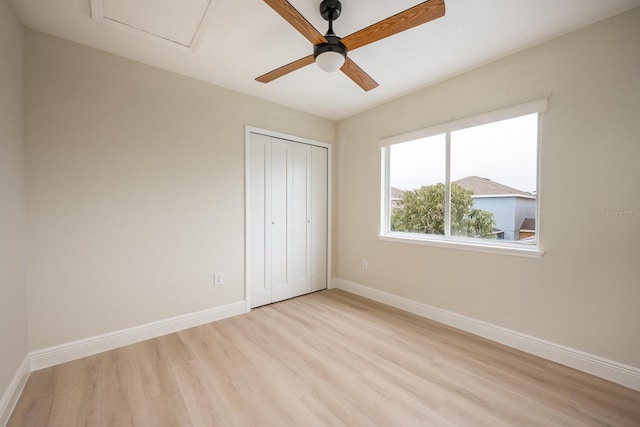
[320,0,341,36]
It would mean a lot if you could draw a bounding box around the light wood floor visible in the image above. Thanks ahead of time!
[9,289,640,426]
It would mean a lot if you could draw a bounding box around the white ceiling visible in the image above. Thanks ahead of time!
[10,0,640,120]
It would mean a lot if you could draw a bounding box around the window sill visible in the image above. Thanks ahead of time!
[379,233,545,259]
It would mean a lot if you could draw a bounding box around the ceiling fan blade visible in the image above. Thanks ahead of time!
[263,0,327,45]
[256,55,315,84]
[341,0,445,52]
[341,57,379,91]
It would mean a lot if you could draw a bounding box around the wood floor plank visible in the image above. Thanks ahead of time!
[8,289,640,426]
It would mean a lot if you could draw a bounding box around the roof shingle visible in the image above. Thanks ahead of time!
[520,218,536,231]
[454,176,533,197]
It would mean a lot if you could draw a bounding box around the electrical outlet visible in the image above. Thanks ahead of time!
[214,273,224,286]
[362,259,368,270]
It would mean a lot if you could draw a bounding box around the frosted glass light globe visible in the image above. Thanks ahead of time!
[315,51,346,73]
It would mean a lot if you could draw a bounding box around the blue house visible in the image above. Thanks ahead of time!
[454,176,536,241]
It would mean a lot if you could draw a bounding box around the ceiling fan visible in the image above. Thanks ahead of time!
[256,0,446,91]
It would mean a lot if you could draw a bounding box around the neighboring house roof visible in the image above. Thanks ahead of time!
[520,217,536,231]
[454,176,534,198]
[390,187,405,200]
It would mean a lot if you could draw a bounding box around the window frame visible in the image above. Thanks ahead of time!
[379,99,547,259]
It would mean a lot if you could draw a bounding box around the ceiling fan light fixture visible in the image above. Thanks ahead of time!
[314,37,346,73]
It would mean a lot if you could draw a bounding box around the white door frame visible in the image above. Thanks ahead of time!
[244,126,332,312]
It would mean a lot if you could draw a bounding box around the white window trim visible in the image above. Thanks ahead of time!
[379,233,545,258]
[379,98,548,259]
[379,98,548,148]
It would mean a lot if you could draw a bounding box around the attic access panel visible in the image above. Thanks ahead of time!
[92,0,212,47]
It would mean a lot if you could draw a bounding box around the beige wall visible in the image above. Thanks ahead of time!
[24,30,335,349]
[336,8,640,367]
[0,0,28,400]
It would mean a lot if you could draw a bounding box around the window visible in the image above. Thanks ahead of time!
[380,99,546,257]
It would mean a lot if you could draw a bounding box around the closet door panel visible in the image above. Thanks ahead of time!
[311,146,328,292]
[292,143,312,297]
[270,139,292,303]
[249,134,271,308]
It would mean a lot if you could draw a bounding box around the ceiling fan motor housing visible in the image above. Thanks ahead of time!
[314,35,346,61]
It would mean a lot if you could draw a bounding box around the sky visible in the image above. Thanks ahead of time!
[389,113,539,193]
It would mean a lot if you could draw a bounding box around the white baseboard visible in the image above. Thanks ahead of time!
[0,355,30,427]
[30,300,247,371]
[332,278,640,392]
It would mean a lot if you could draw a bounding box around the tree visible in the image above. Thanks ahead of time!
[391,183,496,238]
[462,208,497,238]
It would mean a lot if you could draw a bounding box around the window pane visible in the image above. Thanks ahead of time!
[388,134,446,235]
[450,114,538,243]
